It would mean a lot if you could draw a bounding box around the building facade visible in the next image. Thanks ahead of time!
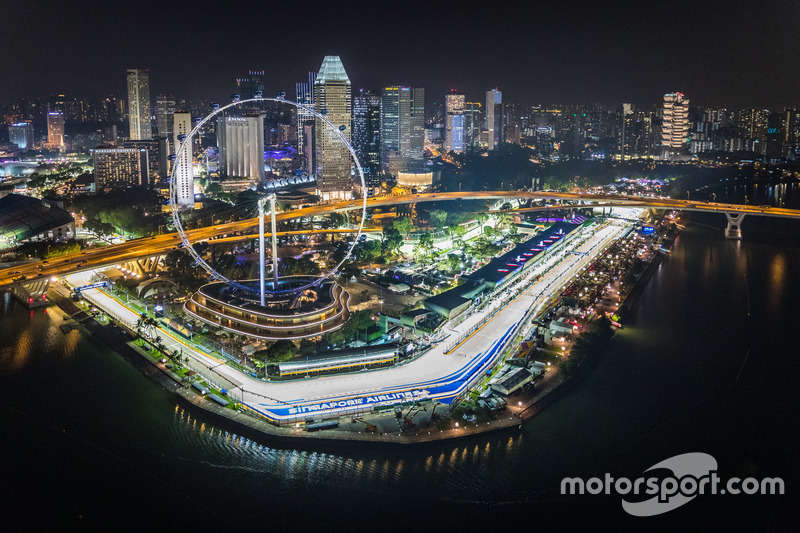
[352,88,382,184]
[8,122,34,150]
[486,88,503,150]
[314,56,352,200]
[216,113,266,181]
[661,92,690,159]
[46,112,65,150]
[127,68,152,140]
[173,112,194,209]
[380,86,425,175]
[444,91,465,153]
[94,147,148,189]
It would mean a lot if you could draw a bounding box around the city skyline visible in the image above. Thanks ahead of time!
[2,1,799,109]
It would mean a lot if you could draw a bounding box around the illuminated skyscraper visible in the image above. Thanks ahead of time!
[217,113,266,181]
[444,91,465,153]
[314,56,352,200]
[127,68,152,140]
[485,88,503,150]
[94,147,148,189]
[353,89,382,179]
[156,94,176,140]
[464,102,483,153]
[661,92,689,159]
[8,122,34,150]
[295,72,317,158]
[235,70,265,101]
[173,112,194,209]
[46,112,65,150]
[380,86,425,175]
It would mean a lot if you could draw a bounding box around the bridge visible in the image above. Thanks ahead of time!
[2,191,799,295]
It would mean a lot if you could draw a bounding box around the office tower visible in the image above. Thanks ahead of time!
[765,112,783,161]
[464,102,482,153]
[235,70,265,101]
[217,113,266,181]
[353,89,382,179]
[156,95,177,140]
[127,68,152,140]
[444,91,465,153]
[8,122,35,150]
[295,71,317,157]
[314,56,352,200]
[173,112,194,209]
[380,86,425,175]
[46,112,65,150]
[661,92,690,159]
[123,138,169,181]
[94,147,148,189]
[485,89,503,150]
[49,94,66,114]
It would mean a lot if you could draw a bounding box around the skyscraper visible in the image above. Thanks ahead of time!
[173,112,194,209]
[464,102,483,153]
[661,92,690,159]
[156,94,176,140]
[217,113,266,181]
[444,91,465,153]
[353,89,382,180]
[485,88,503,150]
[380,86,425,175]
[127,69,152,140]
[8,122,34,150]
[295,71,317,158]
[46,112,65,150]
[314,56,352,200]
[235,70,265,100]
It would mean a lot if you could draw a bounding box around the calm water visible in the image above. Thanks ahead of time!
[2,202,800,530]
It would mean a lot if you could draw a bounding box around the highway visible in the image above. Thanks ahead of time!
[3,191,799,288]
[65,214,635,423]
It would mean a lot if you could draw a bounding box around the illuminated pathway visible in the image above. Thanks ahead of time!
[66,213,636,424]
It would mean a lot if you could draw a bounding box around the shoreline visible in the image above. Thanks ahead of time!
[46,218,670,447]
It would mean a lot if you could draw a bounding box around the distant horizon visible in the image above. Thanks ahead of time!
[2,1,799,110]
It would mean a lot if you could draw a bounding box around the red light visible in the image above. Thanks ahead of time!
[29,297,33,303]
[42,294,47,300]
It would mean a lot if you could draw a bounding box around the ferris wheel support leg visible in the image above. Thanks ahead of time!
[270,193,279,291]
[258,197,267,306]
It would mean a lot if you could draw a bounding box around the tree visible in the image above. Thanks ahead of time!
[393,216,413,236]
[381,226,403,255]
[429,209,448,229]
[253,340,296,363]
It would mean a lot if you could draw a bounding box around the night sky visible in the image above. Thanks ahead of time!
[3,0,799,109]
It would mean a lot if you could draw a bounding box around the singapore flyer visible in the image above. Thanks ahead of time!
[168,96,367,296]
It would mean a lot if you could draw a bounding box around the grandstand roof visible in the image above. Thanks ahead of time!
[0,194,74,243]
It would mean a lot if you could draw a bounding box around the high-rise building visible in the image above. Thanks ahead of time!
[444,91,465,153]
[8,122,34,150]
[173,112,194,209]
[46,112,65,150]
[661,92,690,159]
[295,71,317,157]
[123,138,169,182]
[156,94,176,140]
[235,70,265,101]
[127,69,152,140]
[485,89,503,150]
[464,102,482,153]
[94,147,148,190]
[380,86,425,175]
[217,113,266,181]
[353,89,382,180]
[314,56,352,200]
